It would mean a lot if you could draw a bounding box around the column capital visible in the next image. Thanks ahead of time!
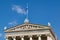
[12,36,16,38]
[6,36,8,39]
[20,35,24,38]
[46,34,51,37]
[37,35,41,37]
[28,35,33,37]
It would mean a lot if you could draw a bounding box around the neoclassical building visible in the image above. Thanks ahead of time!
[4,18,57,40]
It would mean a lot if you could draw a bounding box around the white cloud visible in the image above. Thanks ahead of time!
[12,5,26,14]
[8,20,17,26]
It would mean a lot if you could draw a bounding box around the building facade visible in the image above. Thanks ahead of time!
[4,19,57,40]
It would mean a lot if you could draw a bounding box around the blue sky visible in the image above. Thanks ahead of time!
[0,0,60,40]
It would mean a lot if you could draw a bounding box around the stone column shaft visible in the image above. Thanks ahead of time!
[38,36,41,40]
[6,38,8,40]
[30,37,32,40]
[47,35,52,40]
[21,37,24,40]
[20,36,24,40]
[6,37,8,40]
[13,38,16,40]
[29,35,32,40]
[13,36,16,40]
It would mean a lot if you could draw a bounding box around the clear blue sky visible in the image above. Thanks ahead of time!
[0,0,60,40]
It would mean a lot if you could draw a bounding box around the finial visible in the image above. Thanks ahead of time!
[48,22,51,26]
[24,18,29,24]
[4,26,7,30]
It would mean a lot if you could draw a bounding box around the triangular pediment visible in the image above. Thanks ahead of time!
[4,23,50,32]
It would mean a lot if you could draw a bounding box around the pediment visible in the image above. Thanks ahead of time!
[4,24,49,32]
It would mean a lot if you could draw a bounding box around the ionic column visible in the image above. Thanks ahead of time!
[20,36,24,40]
[29,35,32,40]
[13,36,16,40]
[37,35,41,40]
[47,35,52,40]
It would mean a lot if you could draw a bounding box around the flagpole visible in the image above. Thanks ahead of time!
[26,3,28,19]
[24,3,29,23]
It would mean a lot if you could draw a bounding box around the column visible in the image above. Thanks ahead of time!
[29,35,32,40]
[6,38,8,40]
[6,37,8,40]
[20,36,24,40]
[13,36,16,40]
[38,36,41,40]
[30,36,32,40]
[37,35,41,40]
[47,35,52,40]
